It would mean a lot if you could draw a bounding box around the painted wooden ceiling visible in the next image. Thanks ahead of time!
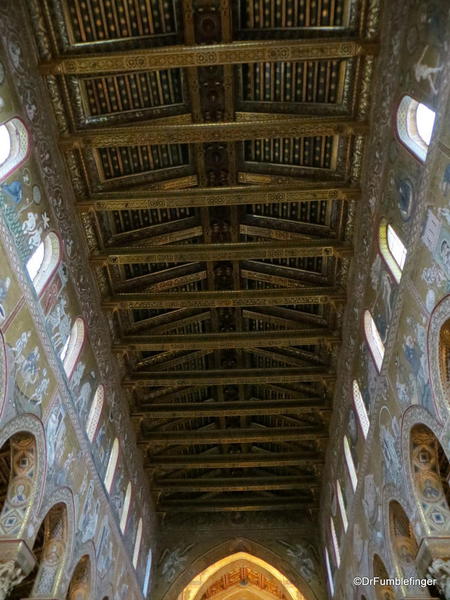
[30,0,379,519]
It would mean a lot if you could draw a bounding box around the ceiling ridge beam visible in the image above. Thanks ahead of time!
[62,117,368,148]
[40,39,378,75]
[103,286,345,309]
[78,185,360,211]
[114,328,339,351]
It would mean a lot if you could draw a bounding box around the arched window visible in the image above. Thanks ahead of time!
[133,517,143,568]
[352,380,369,439]
[324,547,335,596]
[396,96,436,162]
[142,549,153,596]
[60,317,85,378]
[336,480,348,532]
[120,481,132,533]
[344,435,358,492]
[26,232,62,296]
[379,220,407,284]
[86,385,104,442]
[0,118,30,181]
[330,517,340,567]
[364,310,385,372]
[104,438,119,493]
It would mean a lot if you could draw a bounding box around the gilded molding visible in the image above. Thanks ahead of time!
[63,118,369,148]
[40,40,379,75]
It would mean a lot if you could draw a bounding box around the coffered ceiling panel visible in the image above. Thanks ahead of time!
[30,0,379,519]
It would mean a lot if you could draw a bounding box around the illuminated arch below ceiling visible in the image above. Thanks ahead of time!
[177,552,306,600]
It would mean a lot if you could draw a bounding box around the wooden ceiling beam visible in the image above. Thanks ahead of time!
[114,328,338,351]
[125,367,335,386]
[156,497,315,512]
[92,240,352,265]
[134,396,325,418]
[103,287,345,309]
[77,185,360,211]
[140,426,327,445]
[40,39,377,76]
[153,475,319,492]
[62,117,368,148]
[146,452,323,469]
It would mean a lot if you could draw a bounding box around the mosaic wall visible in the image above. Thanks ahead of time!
[0,7,156,598]
[320,0,450,598]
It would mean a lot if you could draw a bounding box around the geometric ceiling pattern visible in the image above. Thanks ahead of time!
[30,0,378,518]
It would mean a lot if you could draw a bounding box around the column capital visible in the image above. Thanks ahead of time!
[0,538,36,600]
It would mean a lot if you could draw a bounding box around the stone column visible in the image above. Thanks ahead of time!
[416,536,450,600]
[0,538,35,600]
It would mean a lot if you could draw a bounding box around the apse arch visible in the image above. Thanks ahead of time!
[179,552,304,600]
[161,539,321,600]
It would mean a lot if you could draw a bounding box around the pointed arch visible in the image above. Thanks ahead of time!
[66,554,91,600]
[132,517,143,568]
[372,554,395,600]
[86,384,104,442]
[30,501,69,597]
[396,95,436,162]
[0,117,30,181]
[0,430,41,538]
[388,500,418,574]
[120,481,132,533]
[104,438,119,494]
[176,551,308,600]
[60,317,85,378]
[26,231,62,296]
[410,424,450,531]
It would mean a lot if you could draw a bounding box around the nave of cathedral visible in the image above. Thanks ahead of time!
[0,0,449,598]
